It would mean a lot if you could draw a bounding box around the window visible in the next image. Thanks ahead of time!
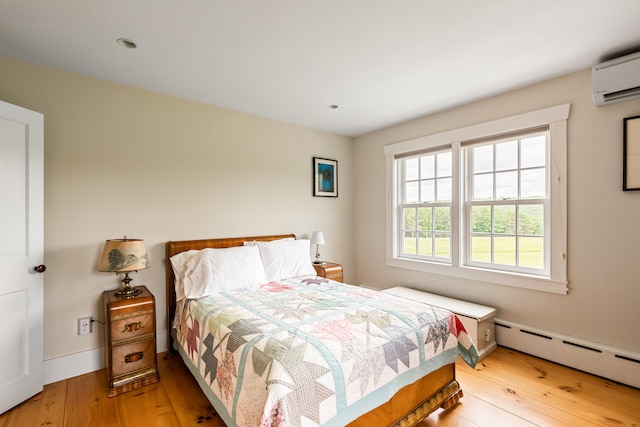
[385,104,569,294]
[466,130,548,276]
[401,150,452,261]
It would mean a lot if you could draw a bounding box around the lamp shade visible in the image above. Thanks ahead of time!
[98,238,149,273]
[310,231,325,245]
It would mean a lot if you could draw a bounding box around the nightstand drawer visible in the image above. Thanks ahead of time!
[111,338,156,377]
[111,313,154,342]
[325,271,342,281]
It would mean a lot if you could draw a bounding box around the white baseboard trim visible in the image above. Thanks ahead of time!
[44,330,168,385]
[495,319,640,389]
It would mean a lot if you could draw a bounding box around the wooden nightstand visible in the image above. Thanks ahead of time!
[313,262,343,282]
[103,285,160,397]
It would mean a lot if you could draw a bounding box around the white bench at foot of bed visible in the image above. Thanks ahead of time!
[383,286,497,360]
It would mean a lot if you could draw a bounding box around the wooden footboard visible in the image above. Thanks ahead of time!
[347,364,459,427]
[397,382,462,426]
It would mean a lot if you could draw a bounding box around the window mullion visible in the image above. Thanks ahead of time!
[451,141,461,267]
[395,159,404,258]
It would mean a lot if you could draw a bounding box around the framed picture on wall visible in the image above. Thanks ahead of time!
[313,157,338,197]
[624,115,640,191]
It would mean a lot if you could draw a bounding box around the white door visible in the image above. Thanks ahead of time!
[0,100,44,414]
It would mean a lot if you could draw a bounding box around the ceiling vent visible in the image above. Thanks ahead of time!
[592,51,640,107]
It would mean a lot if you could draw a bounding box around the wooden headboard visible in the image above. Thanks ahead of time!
[165,234,296,350]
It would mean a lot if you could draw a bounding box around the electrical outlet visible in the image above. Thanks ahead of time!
[78,316,92,335]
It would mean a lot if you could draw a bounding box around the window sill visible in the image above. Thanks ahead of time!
[386,257,568,295]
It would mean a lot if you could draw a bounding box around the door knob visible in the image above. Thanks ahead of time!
[34,265,46,273]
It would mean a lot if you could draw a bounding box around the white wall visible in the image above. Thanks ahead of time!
[353,69,640,354]
[0,57,353,361]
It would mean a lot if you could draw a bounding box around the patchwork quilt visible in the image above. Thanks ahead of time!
[173,277,478,427]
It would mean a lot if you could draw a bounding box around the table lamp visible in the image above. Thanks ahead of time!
[310,231,325,265]
[98,236,149,297]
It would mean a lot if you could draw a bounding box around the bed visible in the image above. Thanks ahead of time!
[166,234,478,427]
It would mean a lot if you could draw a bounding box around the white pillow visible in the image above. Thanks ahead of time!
[171,245,268,300]
[170,249,201,301]
[255,239,316,281]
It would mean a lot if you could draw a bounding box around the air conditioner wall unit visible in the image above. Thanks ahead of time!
[592,51,640,107]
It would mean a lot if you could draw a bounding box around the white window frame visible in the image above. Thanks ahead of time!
[384,104,569,294]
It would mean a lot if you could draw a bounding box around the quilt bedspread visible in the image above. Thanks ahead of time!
[173,277,478,427]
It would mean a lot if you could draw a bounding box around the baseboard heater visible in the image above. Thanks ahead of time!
[495,318,640,389]
[383,286,497,360]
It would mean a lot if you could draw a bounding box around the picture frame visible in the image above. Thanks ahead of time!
[623,115,640,191]
[313,157,338,197]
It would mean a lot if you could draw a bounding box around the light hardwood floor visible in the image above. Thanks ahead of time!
[1,347,638,426]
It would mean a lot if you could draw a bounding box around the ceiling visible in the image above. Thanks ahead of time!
[2,1,640,137]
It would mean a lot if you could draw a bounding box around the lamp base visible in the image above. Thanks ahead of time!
[114,286,142,298]
[114,271,143,298]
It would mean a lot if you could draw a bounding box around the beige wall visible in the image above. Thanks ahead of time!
[3,54,640,362]
[354,69,640,354]
[0,57,353,360]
